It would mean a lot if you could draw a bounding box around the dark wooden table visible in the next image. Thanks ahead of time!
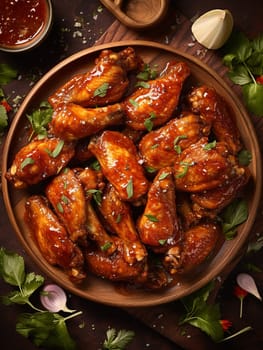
[0,1,263,349]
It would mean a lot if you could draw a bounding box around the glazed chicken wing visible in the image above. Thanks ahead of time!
[88,130,149,202]
[5,137,75,189]
[48,47,142,108]
[191,166,250,211]
[75,166,105,196]
[85,236,148,283]
[24,195,86,283]
[98,183,147,263]
[174,137,239,192]
[50,102,124,141]
[164,222,221,275]
[123,61,190,130]
[188,85,242,154]
[45,168,87,243]
[137,167,180,251]
[139,112,206,170]
[85,201,117,255]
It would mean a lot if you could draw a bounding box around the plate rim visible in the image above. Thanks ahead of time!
[2,40,262,307]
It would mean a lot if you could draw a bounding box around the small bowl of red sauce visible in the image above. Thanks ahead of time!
[0,0,53,53]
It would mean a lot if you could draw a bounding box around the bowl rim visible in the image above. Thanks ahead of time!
[2,40,262,306]
[0,0,53,53]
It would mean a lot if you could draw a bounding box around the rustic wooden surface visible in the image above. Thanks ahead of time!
[0,1,263,349]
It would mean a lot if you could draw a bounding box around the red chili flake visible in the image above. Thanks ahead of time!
[0,99,12,112]
[234,285,248,298]
[220,319,232,331]
[256,75,263,85]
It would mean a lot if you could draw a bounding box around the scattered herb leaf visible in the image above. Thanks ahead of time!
[203,140,217,150]
[94,82,109,97]
[158,239,167,245]
[0,104,8,134]
[223,32,263,116]
[21,157,35,170]
[103,328,135,350]
[144,214,159,222]
[180,282,224,342]
[101,242,113,252]
[0,247,81,349]
[129,98,139,108]
[238,149,252,166]
[0,63,17,85]
[158,172,169,180]
[126,178,133,199]
[220,198,248,239]
[27,101,53,140]
[135,81,150,88]
[136,63,158,81]
[86,189,102,205]
[174,135,187,154]
[144,112,156,131]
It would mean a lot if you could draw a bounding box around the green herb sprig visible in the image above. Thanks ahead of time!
[27,101,53,140]
[220,198,248,240]
[103,328,135,350]
[223,32,263,116]
[180,282,224,342]
[0,247,81,350]
[0,63,17,85]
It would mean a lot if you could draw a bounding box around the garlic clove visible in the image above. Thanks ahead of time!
[191,9,234,50]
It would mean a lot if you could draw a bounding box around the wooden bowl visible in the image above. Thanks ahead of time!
[2,41,261,307]
[0,0,53,53]
[100,0,169,29]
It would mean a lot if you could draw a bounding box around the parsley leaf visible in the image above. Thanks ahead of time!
[136,63,158,81]
[103,328,135,350]
[0,247,81,349]
[16,312,77,350]
[180,282,224,342]
[0,248,44,307]
[94,82,109,97]
[27,101,53,140]
[0,104,8,134]
[223,31,263,116]
[220,198,248,239]
[86,189,102,205]
[126,178,133,199]
[0,63,17,85]
[0,247,25,286]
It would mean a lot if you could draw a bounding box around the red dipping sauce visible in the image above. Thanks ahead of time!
[0,0,51,51]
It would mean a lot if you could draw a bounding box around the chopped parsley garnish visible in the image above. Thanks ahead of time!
[126,178,134,199]
[94,82,109,97]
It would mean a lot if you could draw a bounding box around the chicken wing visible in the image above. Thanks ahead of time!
[122,61,190,130]
[75,166,105,197]
[98,183,147,263]
[164,222,221,275]
[85,201,117,255]
[24,195,86,283]
[45,168,87,243]
[139,112,206,170]
[50,102,124,141]
[137,167,180,251]
[48,47,142,108]
[191,166,250,211]
[85,236,148,283]
[188,85,242,154]
[5,137,75,189]
[88,130,149,202]
[174,137,239,192]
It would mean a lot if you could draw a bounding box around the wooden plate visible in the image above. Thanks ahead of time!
[2,41,261,307]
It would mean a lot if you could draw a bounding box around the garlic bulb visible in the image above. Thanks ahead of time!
[191,9,234,49]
